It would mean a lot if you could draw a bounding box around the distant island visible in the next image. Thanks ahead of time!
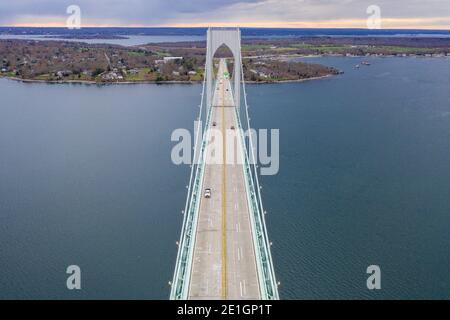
[1,35,449,84]
[43,35,129,40]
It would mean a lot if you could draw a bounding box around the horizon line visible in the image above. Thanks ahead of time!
[2,25,450,31]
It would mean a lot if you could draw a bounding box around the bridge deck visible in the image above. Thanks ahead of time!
[188,59,260,300]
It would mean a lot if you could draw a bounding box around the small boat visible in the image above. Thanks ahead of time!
[355,64,360,69]
[362,61,371,66]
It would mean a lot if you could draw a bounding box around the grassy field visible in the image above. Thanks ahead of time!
[189,71,204,81]
[34,74,51,80]
[125,67,153,81]
[1,71,17,77]
[243,44,274,50]
[376,46,437,54]
[32,73,94,81]
[291,43,351,50]
[243,42,444,55]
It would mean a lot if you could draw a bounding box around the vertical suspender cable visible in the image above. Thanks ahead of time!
[171,62,207,298]
[240,53,279,298]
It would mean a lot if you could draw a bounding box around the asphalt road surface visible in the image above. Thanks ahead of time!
[188,59,260,300]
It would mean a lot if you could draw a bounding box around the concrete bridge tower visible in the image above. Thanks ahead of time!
[206,27,242,111]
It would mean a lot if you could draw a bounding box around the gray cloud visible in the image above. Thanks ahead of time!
[0,0,448,27]
[0,0,263,24]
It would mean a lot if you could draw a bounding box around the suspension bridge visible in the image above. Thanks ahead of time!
[170,27,279,300]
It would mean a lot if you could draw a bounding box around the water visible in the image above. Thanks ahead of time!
[0,34,206,46]
[2,27,450,38]
[1,57,450,299]
[0,82,197,299]
[251,56,450,299]
[2,27,450,46]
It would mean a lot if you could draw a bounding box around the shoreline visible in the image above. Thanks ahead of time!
[245,74,334,84]
[256,53,450,62]
[2,54,447,87]
[0,74,335,86]
[0,76,199,85]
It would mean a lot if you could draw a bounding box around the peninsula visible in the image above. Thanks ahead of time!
[1,35,449,84]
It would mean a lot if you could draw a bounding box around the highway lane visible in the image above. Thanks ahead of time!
[188,59,260,300]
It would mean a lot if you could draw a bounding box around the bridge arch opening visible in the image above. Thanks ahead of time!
[206,28,242,111]
[212,43,235,79]
[171,27,280,301]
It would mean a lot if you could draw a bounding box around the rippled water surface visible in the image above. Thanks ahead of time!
[1,57,450,299]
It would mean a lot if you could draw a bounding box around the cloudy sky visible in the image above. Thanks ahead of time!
[0,0,449,29]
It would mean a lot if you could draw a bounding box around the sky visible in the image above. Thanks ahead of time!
[0,0,449,29]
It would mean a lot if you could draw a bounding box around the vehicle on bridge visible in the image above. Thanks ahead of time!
[171,27,279,302]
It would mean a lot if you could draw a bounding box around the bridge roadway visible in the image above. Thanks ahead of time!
[188,59,261,300]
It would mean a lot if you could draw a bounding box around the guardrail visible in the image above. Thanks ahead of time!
[170,103,214,300]
[171,73,279,300]
[234,107,280,300]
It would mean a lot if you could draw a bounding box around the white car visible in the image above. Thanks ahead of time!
[204,188,212,199]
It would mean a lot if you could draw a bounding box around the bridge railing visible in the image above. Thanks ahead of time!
[171,52,279,300]
[234,107,280,300]
[170,80,215,300]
